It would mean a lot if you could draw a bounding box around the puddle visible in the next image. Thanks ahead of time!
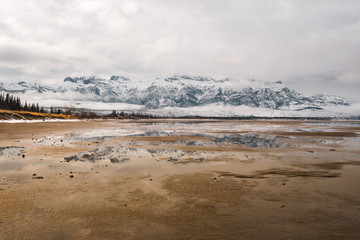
[109,130,291,148]
[0,146,26,172]
[0,146,25,157]
[64,145,216,165]
[212,133,288,148]
[64,146,135,163]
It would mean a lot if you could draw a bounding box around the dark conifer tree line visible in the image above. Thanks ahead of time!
[0,92,45,113]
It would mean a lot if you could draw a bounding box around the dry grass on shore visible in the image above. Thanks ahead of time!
[0,109,74,120]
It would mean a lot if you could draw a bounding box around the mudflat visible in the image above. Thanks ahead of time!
[1,119,360,240]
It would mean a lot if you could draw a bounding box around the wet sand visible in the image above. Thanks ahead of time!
[1,119,360,239]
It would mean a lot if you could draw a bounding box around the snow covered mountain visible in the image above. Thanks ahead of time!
[0,75,350,114]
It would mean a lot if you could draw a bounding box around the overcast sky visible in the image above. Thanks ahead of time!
[1,0,360,101]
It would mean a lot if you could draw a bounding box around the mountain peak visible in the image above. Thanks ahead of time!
[169,75,223,83]
[110,76,130,82]
[64,77,77,83]
[64,76,131,84]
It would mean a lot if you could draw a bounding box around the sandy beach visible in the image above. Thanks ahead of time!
[1,119,360,239]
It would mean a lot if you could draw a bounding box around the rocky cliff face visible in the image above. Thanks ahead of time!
[0,75,350,110]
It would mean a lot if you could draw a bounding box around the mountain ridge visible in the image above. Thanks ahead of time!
[0,75,350,111]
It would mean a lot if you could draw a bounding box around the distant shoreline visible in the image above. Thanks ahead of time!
[1,108,360,122]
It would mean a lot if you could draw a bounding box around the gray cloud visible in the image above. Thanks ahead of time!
[0,66,25,76]
[0,0,359,101]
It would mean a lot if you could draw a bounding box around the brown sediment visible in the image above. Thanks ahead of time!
[25,145,94,157]
[1,119,360,239]
[309,161,360,170]
[331,126,360,132]
[269,131,358,137]
[214,171,269,179]
[215,168,341,179]
[254,168,341,178]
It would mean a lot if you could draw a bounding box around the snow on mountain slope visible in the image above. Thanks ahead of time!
[0,75,352,116]
[145,103,360,118]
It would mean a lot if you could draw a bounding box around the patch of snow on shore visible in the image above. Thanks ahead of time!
[0,119,81,124]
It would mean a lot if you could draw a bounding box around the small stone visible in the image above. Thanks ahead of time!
[149,178,153,181]
[329,148,336,151]
[69,175,74,178]
[282,182,286,185]
[123,203,127,206]
[22,154,25,158]
[280,204,285,208]
[213,177,217,180]
[69,171,73,174]
[32,173,36,176]
[31,176,43,179]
